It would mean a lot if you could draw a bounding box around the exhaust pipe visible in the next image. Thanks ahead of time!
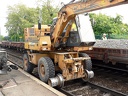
[48,74,64,87]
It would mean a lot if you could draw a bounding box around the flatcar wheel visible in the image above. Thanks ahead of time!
[79,53,92,82]
[23,54,34,74]
[38,57,55,83]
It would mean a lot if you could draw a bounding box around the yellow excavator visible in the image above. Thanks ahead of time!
[23,0,128,87]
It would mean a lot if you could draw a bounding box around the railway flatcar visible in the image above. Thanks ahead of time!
[1,41,24,51]
[1,41,9,48]
[85,39,128,65]
[1,39,128,65]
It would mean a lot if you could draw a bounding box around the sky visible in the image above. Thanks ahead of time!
[0,0,128,36]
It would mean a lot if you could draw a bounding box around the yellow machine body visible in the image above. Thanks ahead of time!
[23,0,128,87]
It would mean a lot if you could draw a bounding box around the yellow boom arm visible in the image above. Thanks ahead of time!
[51,0,128,47]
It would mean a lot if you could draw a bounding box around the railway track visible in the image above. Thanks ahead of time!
[91,66,128,94]
[58,62,128,96]
[92,59,128,71]
[7,49,23,68]
[6,48,128,96]
[58,80,127,96]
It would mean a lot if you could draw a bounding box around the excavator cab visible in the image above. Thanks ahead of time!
[66,14,95,47]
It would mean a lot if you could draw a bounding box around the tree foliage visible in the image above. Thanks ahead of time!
[5,4,38,41]
[5,1,128,41]
[90,13,128,38]
[36,0,59,24]
[0,35,4,41]
[5,0,59,41]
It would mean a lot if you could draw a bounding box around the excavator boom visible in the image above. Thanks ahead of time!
[23,0,128,87]
[51,0,128,48]
[65,0,128,14]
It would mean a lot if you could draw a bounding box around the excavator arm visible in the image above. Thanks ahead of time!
[51,0,128,48]
[23,0,128,87]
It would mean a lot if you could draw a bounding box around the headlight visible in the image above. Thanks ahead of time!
[89,47,93,50]
[42,42,47,46]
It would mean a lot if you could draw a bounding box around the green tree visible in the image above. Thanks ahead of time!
[90,13,113,35]
[36,0,59,24]
[5,1,59,41]
[0,35,4,41]
[90,13,128,39]
[5,4,38,41]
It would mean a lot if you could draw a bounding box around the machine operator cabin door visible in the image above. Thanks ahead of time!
[67,14,95,47]
[76,14,95,46]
